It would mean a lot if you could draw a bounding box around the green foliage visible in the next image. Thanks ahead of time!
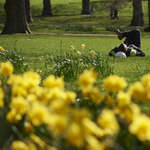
[0,49,28,74]
[43,51,113,81]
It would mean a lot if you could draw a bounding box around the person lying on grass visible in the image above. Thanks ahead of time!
[109,29,145,57]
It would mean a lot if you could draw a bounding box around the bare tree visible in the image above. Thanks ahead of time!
[25,0,33,23]
[42,0,52,16]
[81,0,90,14]
[1,0,31,34]
[130,0,144,26]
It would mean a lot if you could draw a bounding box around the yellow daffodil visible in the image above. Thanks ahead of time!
[66,122,84,147]
[81,44,85,48]
[49,99,68,115]
[37,69,42,73]
[82,118,104,137]
[77,51,81,55]
[48,115,68,134]
[0,87,4,107]
[24,122,34,133]
[7,109,22,124]
[90,50,95,54]
[114,102,141,123]
[30,133,46,148]
[129,114,150,141]
[128,81,149,103]
[0,47,4,50]
[0,61,14,77]
[11,140,28,150]
[97,109,120,136]
[141,74,150,99]
[78,68,97,88]
[117,91,131,106]
[70,45,74,49]
[85,134,105,150]
[43,75,64,90]
[64,91,77,104]
[104,95,114,107]
[27,102,49,126]
[103,75,127,93]
[9,96,28,115]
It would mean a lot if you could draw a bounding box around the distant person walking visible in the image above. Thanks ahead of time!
[113,7,119,19]
[110,6,113,19]
[90,5,95,17]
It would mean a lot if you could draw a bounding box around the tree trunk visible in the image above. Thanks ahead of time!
[81,0,90,14]
[144,0,150,31]
[130,0,144,26]
[42,0,52,16]
[25,0,33,23]
[1,0,31,34]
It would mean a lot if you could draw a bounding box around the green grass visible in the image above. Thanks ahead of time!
[0,34,150,84]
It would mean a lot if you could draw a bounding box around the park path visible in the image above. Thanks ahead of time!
[33,32,150,37]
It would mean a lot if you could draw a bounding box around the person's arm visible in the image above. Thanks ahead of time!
[128,44,145,57]
[135,47,145,56]
[109,47,119,56]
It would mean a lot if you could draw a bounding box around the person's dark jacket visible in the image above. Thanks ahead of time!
[109,46,145,57]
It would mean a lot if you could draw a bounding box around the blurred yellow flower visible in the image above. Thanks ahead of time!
[117,91,131,106]
[10,96,28,115]
[103,75,127,93]
[97,109,120,136]
[114,102,141,123]
[90,50,95,54]
[129,114,150,141]
[64,91,77,104]
[49,99,68,115]
[30,133,46,148]
[23,71,41,91]
[61,40,63,43]
[0,61,14,77]
[0,47,4,50]
[141,74,150,98]
[11,140,28,150]
[7,109,22,124]
[27,102,49,126]
[70,45,74,49]
[128,81,148,103]
[77,51,81,55]
[81,44,85,48]
[0,87,4,107]
[48,115,68,134]
[43,75,64,90]
[73,108,91,125]
[46,88,65,104]
[85,134,105,150]
[104,95,114,107]
[37,69,42,73]
[82,118,104,137]
[66,122,84,147]
[24,122,34,133]
[78,68,97,88]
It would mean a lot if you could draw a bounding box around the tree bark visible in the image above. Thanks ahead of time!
[25,0,33,23]
[81,0,90,14]
[1,0,31,34]
[42,0,52,16]
[130,0,144,26]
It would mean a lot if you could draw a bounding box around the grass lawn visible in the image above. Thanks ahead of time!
[0,34,150,85]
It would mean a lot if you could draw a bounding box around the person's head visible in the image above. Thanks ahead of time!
[118,43,127,53]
